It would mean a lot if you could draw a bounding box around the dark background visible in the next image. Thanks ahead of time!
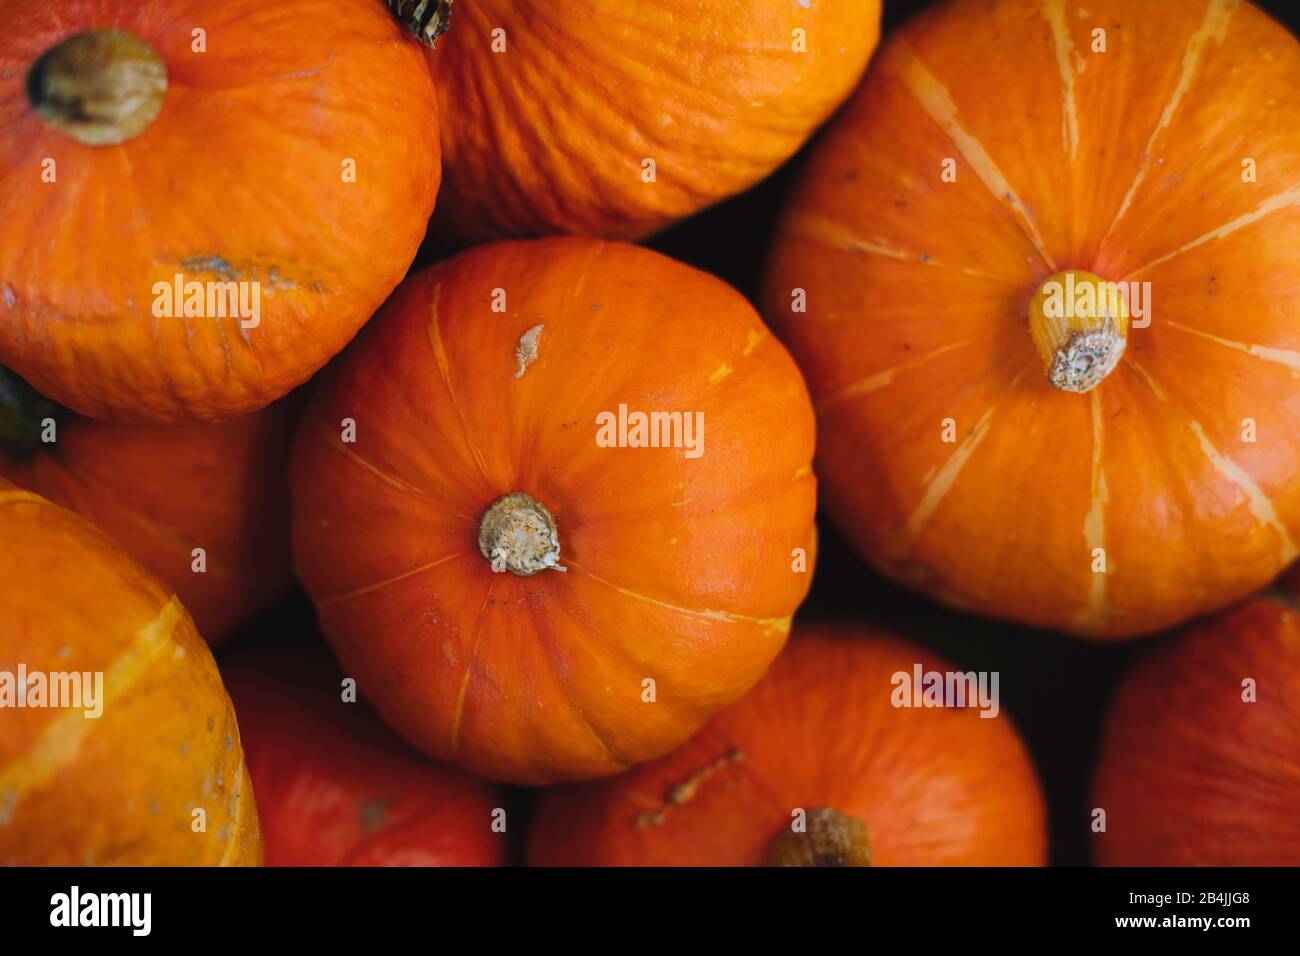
[227,0,1300,867]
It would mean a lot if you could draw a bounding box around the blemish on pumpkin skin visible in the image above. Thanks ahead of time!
[178,256,298,290]
[359,798,391,833]
[515,324,544,379]
[180,255,241,280]
[709,363,733,385]
[634,747,743,829]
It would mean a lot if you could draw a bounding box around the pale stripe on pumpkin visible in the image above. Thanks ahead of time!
[313,419,438,502]
[786,214,1015,283]
[1103,0,1241,242]
[1125,187,1300,277]
[816,342,974,415]
[889,45,1057,271]
[905,403,997,540]
[1074,391,1110,629]
[316,552,468,607]
[565,559,794,631]
[1164,321,1300,374]
[1129,360,1297,563]
[0,597,184,823]
[1042,0,1081,162]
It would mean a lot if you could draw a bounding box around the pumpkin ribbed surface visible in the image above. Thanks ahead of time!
[0,0,441,421]
[0,481,261,865]
[291,238,818,784]
[764,0,1300,637]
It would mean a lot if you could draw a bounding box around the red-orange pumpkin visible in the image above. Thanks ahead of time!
[0,480,261,865]
[0,368,298,643]
[764,0,1300,637]
[222,637,505,866]
[1091,566,1300,865]
[291,238,817,784]
[529,624,1046,866]
[426,0,882,240]
[0,0,440,422]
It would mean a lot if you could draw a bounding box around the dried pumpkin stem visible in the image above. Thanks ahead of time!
[386,0,455,47]
[26,30,167,146]
[768,807,872,867]
[478,492,567,576]
[1028,269,1129,393]
[0,365,60,456]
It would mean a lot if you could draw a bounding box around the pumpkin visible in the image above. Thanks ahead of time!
[529,624,1046,866]
[0,366,298,644]
[0,0,441,422]
[291,238,818,784]
[1091,568,1300,865]
[222,636,506,866]
[763,0,1300,638]
[425,0,881,241]
[0,479,261,865]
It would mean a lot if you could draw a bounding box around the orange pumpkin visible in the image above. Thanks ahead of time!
[223,637,506,866]
[0,480,261,865]
[291,238,817,784]
[763,0,1300,637]
[1091,567,1300,865]
[0,0,441,422]
[426,0,881,240]
[0,367,298,643]
[529,624,1046,866]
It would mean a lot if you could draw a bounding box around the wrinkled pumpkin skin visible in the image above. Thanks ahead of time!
[764,0,1300,638]
[0,397,299,644]
[291,238,818,785]
[0,0,440,422]
[0,481,261,865]
[222,638,506,866]
[1092,578,1300,865]
[427,0,881,240]
[529,625,1046,866]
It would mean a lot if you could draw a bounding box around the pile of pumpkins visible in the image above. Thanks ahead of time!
[2,0,1299,867]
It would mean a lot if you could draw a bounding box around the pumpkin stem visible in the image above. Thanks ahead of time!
[386,0,455,48]
[1028,269,1129,393]
[0,366,60,456]
[26,30,167,146]
[478,492,567,576]
[768,807,872,867]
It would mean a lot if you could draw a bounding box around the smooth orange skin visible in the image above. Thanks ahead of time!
[222,638,505,867]
[1,398,299,644]
[764,0,1300,638]
[426,0,881,240]
[0,0,441,422]
[0,481,261,865]
[291,238,817,785]
[529,625,1047,866]
[1092,587,1300,865]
